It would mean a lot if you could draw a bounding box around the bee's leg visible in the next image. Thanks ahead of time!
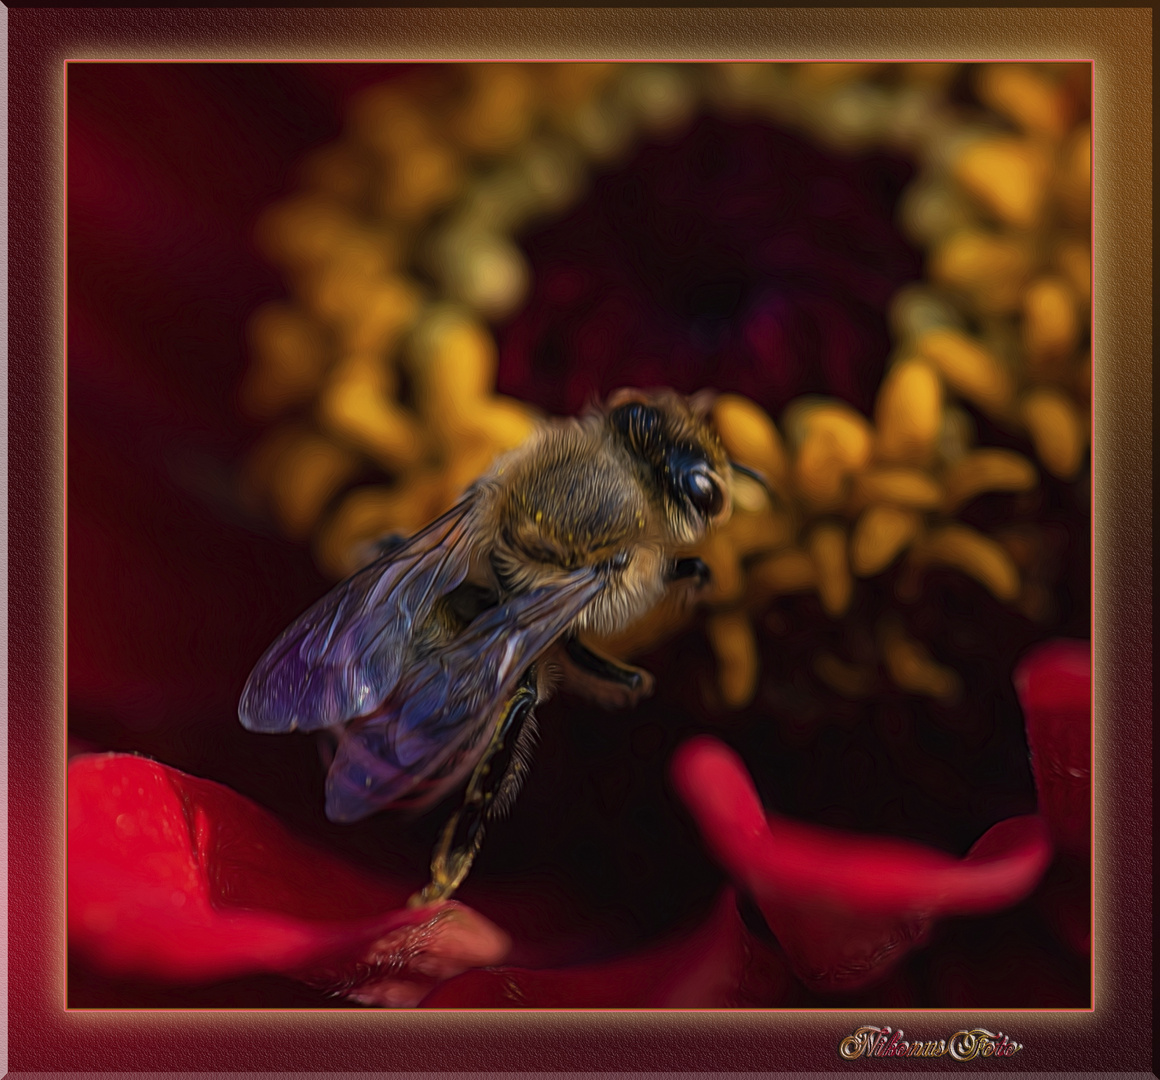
[558,636,655,709]
[667,556,711,587]
[410,668,540,908]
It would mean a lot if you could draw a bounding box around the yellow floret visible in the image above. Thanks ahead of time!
[874,358,944,465]
[917,328,1014,415]
[930,230,1033,313]
[1020,388,1086,479]
[1023,276,1079,365]
[953,137,1051,229]
[974,64,1070,140]
[808,522,853,617]
[713,393,789,486]
[851,468,942,510]
[918,525,1021,601]
[942,449,1037,510]
[707,611,759,708]
[880,620,962,699]
[850,506,921,577]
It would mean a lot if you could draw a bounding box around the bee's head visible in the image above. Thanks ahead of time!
[605,388,732,544]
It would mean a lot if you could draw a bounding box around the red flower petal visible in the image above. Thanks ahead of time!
[671,736,1051,992]
[68,754,509,1002]
[419,889,780,1008]
[1015,640,1091,857]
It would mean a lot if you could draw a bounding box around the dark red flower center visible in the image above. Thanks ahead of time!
[496,114,921,418]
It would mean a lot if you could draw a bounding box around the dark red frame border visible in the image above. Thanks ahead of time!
[9,7,1152,1074]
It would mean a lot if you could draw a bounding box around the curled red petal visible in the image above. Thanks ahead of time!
[1015,639,1091,857]
[671,736,1052,992]
[672,736,1051,917]
[68,753,509,998]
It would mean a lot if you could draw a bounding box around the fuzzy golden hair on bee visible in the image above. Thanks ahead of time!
[479,389,734,636]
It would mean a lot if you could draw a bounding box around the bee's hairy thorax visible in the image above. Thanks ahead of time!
[458,393,731,637]
[489,420,652,574]
[467,419,666,636]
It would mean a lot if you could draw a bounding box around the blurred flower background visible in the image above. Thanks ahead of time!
[67,61,1091,1008]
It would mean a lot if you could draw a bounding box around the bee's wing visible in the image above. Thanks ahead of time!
[238,498,478,735]
[324,568,604,822]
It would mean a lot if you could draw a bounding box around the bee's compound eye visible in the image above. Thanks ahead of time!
[684,463,723,517]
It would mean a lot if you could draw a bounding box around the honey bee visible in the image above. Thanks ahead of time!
[239,389,763,904]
